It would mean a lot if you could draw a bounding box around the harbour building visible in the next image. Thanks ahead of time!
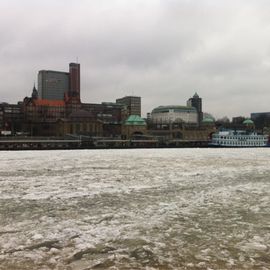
[147,93,214,141]
[151,105,198,125]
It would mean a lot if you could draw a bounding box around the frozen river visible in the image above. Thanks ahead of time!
[0,148,270,270]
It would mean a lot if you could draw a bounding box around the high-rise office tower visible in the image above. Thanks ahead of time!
[38,70,69,100]
[187,92,203,126]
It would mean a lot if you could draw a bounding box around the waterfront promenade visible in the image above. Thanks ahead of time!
[0,136,209,150]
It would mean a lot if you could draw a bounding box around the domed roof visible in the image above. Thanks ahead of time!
[243,119,254,125]
[202,117,214,123]
[125,115,146,126]
[152,105,196,113]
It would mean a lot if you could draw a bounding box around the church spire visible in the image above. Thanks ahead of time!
[31,83,38,99]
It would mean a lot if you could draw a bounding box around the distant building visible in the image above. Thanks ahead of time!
[0,102,23,135]
[21,63,134,137]
[38,63,81,101]
[147,93,213,140]
[148,106,214,140]
[151,105,198,125]
[232,116,246,124]
[201,118,215,128]
[82,102,124,124]
[229,116,246,129]
[38,70,69,100]
[251,112,270,119]
[68,63,80,100]
[56,110,103,137]
[187,92,203,125]
[24,98,66,121]
[251,112,270,130]
[243,118,255,128]
[146,112,151,123]
[4,62,141,137]
[22,97,66,136]
[82,102,127,137]
[116,96,141,117]
[122,115,147,139]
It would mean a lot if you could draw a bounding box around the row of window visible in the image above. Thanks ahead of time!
[215,140,265,146]
[215,136,263,140]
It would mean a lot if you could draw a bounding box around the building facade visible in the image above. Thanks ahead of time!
[1,63,147,138]
[122,115,147,139]
[68,63,80,100]
[116,96,141,117]
[20,77,129,137]
[187,92,203,126]
[251,112,270,130]
[151,105,198,125]
[0,102,24,135]
[56,110,103,137]
[38,70,69,100]
[38,63,81,101]
[82,102,125,124]
[82,102,127,137]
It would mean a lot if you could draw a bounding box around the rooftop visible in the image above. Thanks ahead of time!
[34,99,65,107]
[243,119,254,125]
[125,115,146,126]
[152,105,196,113]
[202,117,215,123]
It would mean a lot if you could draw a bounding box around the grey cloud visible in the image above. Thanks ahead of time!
[1,0,270,119]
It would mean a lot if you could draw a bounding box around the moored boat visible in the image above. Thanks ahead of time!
[209,130,269,147]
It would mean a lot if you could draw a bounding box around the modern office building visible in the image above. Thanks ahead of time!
[187,92,203,125]
[38,70,69,100]
[37,63,81,101]
[116,96,141,117]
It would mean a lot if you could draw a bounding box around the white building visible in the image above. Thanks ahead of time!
[151,105,198,125]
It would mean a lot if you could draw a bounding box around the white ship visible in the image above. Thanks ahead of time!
[210,130,269,147]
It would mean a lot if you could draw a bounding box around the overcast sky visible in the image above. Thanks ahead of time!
[1,0,270,119]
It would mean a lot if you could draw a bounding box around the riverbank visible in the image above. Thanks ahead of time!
[0,136,209,150]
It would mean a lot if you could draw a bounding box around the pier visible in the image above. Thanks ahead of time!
[0,137,210,150]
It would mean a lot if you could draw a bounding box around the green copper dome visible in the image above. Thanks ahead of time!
[124,115,146,126]
[202,117,214,123]
[243,119,254,125]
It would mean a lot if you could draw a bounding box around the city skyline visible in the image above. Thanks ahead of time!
[1,0,270,119]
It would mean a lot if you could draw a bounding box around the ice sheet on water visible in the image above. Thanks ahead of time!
[0,148,270,269]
